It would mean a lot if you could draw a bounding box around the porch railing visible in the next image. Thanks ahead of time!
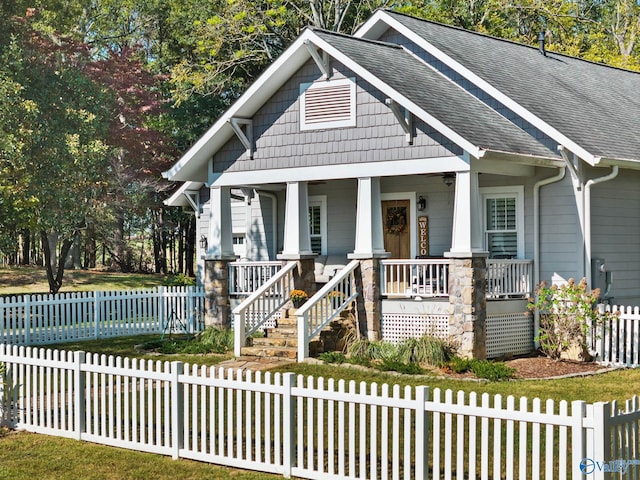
[381,259,450,297]
[229,261,284,296]
[232,261,297,357]
[486,259,533,298]
[296,260,360,361]
[381,258,533,299]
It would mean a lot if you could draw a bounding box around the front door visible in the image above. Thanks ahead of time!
[382,200,410,259]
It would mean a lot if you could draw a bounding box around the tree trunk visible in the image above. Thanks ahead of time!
[19,229,30,265]
[186,215,195,277]
[85,222,96,269]
[41,230,75,294]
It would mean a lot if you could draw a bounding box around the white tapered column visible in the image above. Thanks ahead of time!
[350,177,388,259]
[279,181,313,259]
[207,186,235,260]
[447,170,485,257]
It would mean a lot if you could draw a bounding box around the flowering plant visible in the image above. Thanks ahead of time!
[289,289,309,305]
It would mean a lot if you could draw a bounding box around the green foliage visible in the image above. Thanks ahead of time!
[528,278,616,360]
[396,335,456,367]
[318,351,346,364]
[375,358,424,375]
[139,327,233,355]
[445,357,516,381]
[163,273,196,286]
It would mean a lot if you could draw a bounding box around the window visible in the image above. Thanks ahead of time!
[300,78,356,131]
[308,196,327,255]
[482,187,524,259]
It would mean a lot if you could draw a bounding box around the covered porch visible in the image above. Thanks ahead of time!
[199,167,536,361]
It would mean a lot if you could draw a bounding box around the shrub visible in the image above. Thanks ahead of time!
[396,335,456,367]
[528,278,616,360]
[445,357,516,381]
[376,358,423,375]
[318,351,346,364]
[163,273,196,287]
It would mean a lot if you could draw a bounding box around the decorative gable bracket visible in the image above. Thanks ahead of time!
[183,190,201,217]
[229,117,253,159]
[304,40,331,78]
[385,98,413,144]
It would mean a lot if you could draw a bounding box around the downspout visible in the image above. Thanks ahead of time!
[533,165,566,347]
[584,166,618,287]
[256,190,278,260]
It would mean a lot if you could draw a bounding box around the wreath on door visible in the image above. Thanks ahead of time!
[385,207,407,234]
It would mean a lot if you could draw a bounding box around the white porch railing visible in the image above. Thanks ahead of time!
[229,261,284,296]
[381,259,450,297]
[381,258,533,299]
[232,262,297,357]
[296,260,360,361]
[486,259,533,298]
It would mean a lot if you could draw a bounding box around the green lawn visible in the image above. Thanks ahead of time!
[0,431,282,480]
[0,266,166,295]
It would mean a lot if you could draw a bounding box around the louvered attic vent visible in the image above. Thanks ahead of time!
[300,78,356,130]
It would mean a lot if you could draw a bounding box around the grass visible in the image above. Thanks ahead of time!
[0,432,281,480]
[0,266,165,295]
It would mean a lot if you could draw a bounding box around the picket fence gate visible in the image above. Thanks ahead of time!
[0,287,205,346]
[1,345,638,480]
[591,305,640,367]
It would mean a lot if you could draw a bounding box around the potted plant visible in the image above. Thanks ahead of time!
[289,289,309,308]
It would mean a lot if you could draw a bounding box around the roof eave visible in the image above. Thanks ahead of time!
[163,30,319,183]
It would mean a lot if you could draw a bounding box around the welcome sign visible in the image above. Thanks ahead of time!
[418,215,428,257]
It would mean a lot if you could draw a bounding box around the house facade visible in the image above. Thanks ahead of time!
[164,10,640,360]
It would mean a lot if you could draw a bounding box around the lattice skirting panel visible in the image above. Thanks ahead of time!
[486,312,534,359]
[381,313,449,345]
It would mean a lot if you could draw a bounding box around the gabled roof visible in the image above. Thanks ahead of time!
[313,29,558,161]
[358,10,640,166]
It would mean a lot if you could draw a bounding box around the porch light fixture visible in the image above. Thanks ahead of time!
[442,173,455,188]
[417,196,427,211]
[199,235,208,251]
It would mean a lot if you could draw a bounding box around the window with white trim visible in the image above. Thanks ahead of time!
[481,186,524,259]
[308,195,327,255]
[300,78,356,130]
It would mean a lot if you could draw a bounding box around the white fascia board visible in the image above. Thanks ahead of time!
[357,12,599,166]
[163,31,319,182]
[307,33,482,159]
[209,155,470,187]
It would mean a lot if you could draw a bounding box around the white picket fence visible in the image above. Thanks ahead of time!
[0,344,638,480]
[0,287,205,345]
[590,304,640,367]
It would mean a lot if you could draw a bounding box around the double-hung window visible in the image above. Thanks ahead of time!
[308,195,327,255]
[481,186,524,259]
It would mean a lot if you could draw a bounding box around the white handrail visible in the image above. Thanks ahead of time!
[486,259,533,298]
[232,261,297,357]
[296,259,360,361]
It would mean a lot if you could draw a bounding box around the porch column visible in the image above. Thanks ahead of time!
[446,169,488,359]
[204,186,236,329]
[278,181,315,294]
[349,177,389,342]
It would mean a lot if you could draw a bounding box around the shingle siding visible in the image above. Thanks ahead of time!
[213,59,460,174]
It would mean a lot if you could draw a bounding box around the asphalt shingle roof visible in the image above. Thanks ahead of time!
[314,29,559,160]
[386,11,640,162]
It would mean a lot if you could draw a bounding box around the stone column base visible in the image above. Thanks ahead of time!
[203,259,232,329]
[448,256,487,359]
[353,258,382,341]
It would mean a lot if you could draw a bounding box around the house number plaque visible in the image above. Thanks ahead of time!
[418,215,428,257]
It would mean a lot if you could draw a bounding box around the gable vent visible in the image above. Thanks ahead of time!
[300,78,356,130]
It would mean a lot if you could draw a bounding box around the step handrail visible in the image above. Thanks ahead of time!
[232,261,297,357]
[296,259,360,361]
